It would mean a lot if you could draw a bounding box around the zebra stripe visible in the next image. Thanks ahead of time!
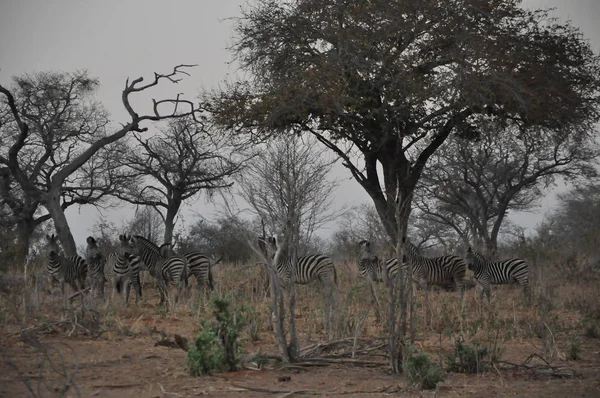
[265,236,337,286]
[45,234,87,297]
[105,251,142,305]
[123,234,188,305]
[186,252,220,292]
[402,238,466,292]
[465,247,530,303]
[85,236,106,298]
[357,240,398,282]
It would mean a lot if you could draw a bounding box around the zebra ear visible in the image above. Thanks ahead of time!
[119,234,124,242]
[401,236,406,243]
[467,246,472,253]
[86,236,94,244]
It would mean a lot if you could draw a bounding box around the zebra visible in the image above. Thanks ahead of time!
[102,234,143,305]
[122,234,188,305]
[45,234,87,299]
[263,235,337,336]
[464,247,530,304]
[357,240,399,282]
[186,252,221,293]
[85,236,106,299]
[402,238,467,299]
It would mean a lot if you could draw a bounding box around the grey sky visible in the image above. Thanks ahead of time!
[1,0,599,248]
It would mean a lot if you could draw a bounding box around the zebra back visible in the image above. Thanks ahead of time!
[465,247,529,287]
[266,235,337,286]
[403,239,466,287]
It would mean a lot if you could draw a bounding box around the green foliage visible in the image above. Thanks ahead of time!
[445,337,500,374]
[403,350,445,391]
[187,296,246,376]
[581,313,600,338]
[187,328,226,376]
[569,337,581,360]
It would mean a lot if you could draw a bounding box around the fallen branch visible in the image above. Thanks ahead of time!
[68,287,91,301]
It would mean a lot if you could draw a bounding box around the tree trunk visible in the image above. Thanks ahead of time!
[388,190,412,374]
[163,199,181,245]
[43,191,77,256]
[15,217,35,264]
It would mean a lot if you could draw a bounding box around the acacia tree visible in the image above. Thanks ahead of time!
[209,0,600,372]
[114,116,244,245]
[415,124,599,255]
[0,66,201,256]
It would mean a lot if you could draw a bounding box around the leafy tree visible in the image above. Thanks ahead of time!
[415,124,598,255]
[208,0,600,372]
[0,66,201,256]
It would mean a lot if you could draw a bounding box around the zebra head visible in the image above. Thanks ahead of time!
[465,247,479,270]
[159,243,174,258]
[46,233,60,258]
[357,240,375,260]
[118,234,136,258]
[86,236,102,261]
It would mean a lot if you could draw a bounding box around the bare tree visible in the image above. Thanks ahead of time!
[415,125,599,255]
[209,0,600,373]
[113,116,244,244]
[237,134,342,248]
[0,66,201,256]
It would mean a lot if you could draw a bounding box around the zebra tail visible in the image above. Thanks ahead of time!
[208,264,215,291]
[334,265,338,285]
[183,257,189,289]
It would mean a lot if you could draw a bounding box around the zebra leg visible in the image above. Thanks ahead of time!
[123,280,131,306]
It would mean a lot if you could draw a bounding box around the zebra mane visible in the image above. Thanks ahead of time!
[132,235,160,253]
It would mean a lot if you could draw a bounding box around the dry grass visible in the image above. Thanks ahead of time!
[1,256,600,397]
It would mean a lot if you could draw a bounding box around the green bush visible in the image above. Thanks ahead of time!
[187,328,226,376]
[187,297,246,376]
[404,351,445,390]
[445,338,491,374]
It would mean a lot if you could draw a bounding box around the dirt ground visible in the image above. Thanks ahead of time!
[1,311,600,397]
[1,269,600,397]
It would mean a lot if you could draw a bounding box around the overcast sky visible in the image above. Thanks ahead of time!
[1,0,599,249]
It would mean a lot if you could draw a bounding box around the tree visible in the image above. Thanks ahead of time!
[237,134,342,247]
[113,116,245,244]
[209,0,600,372]
[415,124,598,255]
[0,66,201,256]
[547,184,600,260]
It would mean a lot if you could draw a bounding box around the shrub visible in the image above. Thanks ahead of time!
[404,351,445,390]
[445,338,498,374]
[187,296,246,376]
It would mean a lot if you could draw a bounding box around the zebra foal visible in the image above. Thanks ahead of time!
[357,240,399,282]
[101,234,143,305]
[464,247,530,304]
[122,234,188,305]
[85,236,106,299]
[45,234,88,299]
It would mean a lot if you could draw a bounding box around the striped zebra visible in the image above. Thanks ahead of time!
[357,240,399,282]
[465,247,530,304]
[85,236,106,299]
[263,235,337,336]
[122,234,188,305]
[45,234,87,298]
[402,238,466,298]
[186,252,221,293]
[101,234,143,305]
